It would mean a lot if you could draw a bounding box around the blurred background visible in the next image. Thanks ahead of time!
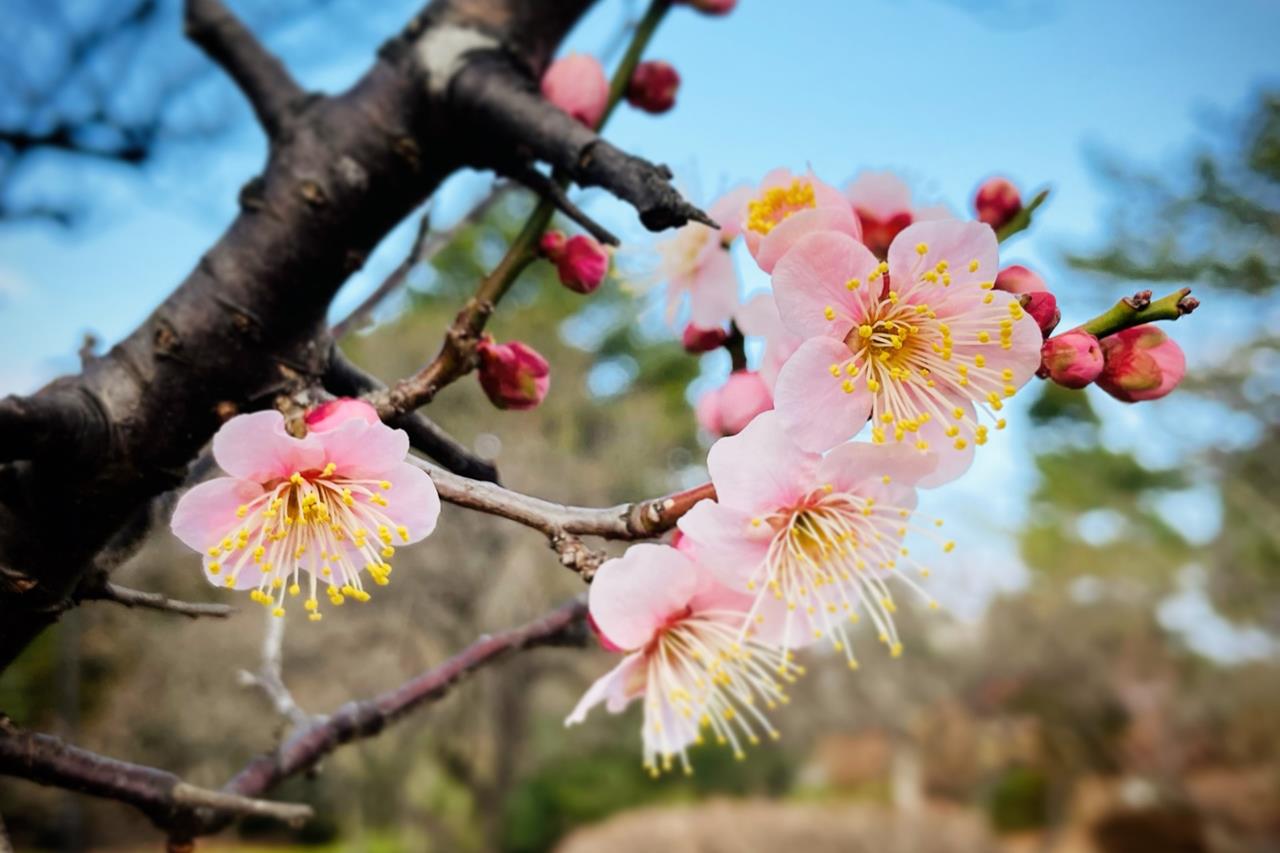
[1,0,1278,850]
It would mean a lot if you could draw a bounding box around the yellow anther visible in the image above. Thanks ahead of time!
[841,380,854,394]
[235,504,248,519]
[859,324,873,339]
[846,277,861,290]
[824,305,836,321]
[915,242,928,255]
[867,378,881,392]
[974,354,986,368]
[943,541,956,553]
[968,259,979,272]
[977,331,990,343]
[272,607,285,618]
[288,583,301,597]
[321,462,337,478]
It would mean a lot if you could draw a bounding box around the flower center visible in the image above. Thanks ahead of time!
[642,611,802,776]
[745,179,816,235]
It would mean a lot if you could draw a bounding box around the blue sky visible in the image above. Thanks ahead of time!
[2,0,1277,653]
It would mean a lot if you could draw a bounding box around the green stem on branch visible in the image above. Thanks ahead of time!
[1078,287,1198,338]
[996,187,1049,243]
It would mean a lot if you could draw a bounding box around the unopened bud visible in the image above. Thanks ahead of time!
[1021,291,1060,338]
[1038,331,1103,389]
[476,337,551,411]
[540,53,608,128]
[1096,325,1186,403]
[974,177,1022,231]
[682,323,728,353]
[550,234,609,294]
[538,230,567,259]
[679,0,736,14]
[627,60,680,114]
[994,264,1047,295]
[304,398,379,433]
[695,370,772,437]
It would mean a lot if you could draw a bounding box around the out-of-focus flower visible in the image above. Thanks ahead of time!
[1038,330,1104,388]
[843,171,951,258]
[656,187,750,327]
[770,221,1042,485]
[543,233,609,294]
[973,177,1022,231]
[733,292,802,394]
[695,370,772,437]
[1096,325,1186,402]
[565,543,801,775]
[626,60,680,113]
[476,337,551,410]
[679,413,945,665]
[541,53,609,128]
[682,323,728,353]
[742,168,860,273]
[170,403,439,619]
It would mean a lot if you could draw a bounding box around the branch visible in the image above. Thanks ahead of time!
[511,165,619,245]
[0,716,312,832]
[0,390,103,464]
[237,609,315,733]
[78,581,233,619]
[1079,287,1200,339]
[996,187,1050,243]
[183,0,304,138]
[219,597,587,804]
[325,347,500,483]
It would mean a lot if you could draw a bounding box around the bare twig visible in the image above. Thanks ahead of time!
[238,609,316,733]
[512,165,619,245]
[183,0,304,138]
[79,582,232,619]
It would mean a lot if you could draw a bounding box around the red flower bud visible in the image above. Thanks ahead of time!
[476,337,550,411]
[626,61,680,114]
[1096,325,1186,403]
[974,177,1023,231]
[304,398,379,432]
[540,53,608,128]
[994,264,1047,295]
[1038,331,1103,389]
[682,323,728,353]
[1021,291,1060,338]
[695,371,772,437]
[679,0,736,13]
[538,230,567,259]
[552,234,609,294]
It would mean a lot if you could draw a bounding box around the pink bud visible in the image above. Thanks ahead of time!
[304,398,379,433]
[1022,291,1060,338]
[1096,325,1186,403]
[994,264,1047,295]
[540,53,609,128]
[626,61,680,114]
[476,337,551,411]
[538,230,567,259]
[974,177,1023,230]
[695,371,772,437]
[682,323,728,353]
[1038,331,1104,389]
[553,234,609,294]
[680,0,736,13]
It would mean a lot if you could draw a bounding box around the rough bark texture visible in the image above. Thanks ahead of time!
[0,0,699,669]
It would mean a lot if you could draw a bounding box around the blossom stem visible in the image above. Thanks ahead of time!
[1078,287,1198,339]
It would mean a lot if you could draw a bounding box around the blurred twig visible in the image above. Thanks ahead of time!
[238,609,316,734]
[79,582,233,619]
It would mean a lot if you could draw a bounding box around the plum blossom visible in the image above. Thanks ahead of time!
[742,168,860,274]
[656,187,752,327]
[770,221,1043,484]
[844,171,952,258]
[695,370,772,437]
[1096,325,1186,402]
[170,402,440,620]
[566,543,802,775]
[734,292,802,395]
[477,337,551,410]
[678,413,947,667]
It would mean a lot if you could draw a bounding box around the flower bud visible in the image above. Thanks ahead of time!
[1038,331,1103,389]
[695,370,772,437]
[1096,325,1186,402]
[476,337,550,411]
[626,60,680,114]
[538,230,567,258]
[304,398,379,433]
[994,264,1047,294]
[554,234,609,294]
[973,177,1022,230]
[679,0,736,13]
[682,323,728,353]
[1021,291,1060,338]
[540,53,609,128]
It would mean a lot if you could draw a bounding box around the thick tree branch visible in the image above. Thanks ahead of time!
[0,716,312,832]
[183,0,304,138]
[78,581,234,619]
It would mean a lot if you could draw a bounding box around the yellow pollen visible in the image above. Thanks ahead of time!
[746,179,816,235]
[915,242,928,255]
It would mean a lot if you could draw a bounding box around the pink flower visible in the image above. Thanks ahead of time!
[769,221,1043,484]
[695,370,773,437]
[678,413,947,665]
[541,53,609,128]
[170,403,440,620]
[994,264,1046,295]
[565,543,800,774]
[656,188,749,328]
[973,177,1022,231]
[682,323,728,353]
[843,171,951,259]
[476,337,551,410]
[1096,325,1186,402]
[742,168,861,274]
[544,233,609,294]
[1038,331,1104,389]
[733,292,802,394]
[626,60,680,114]
[678,0,736,14]
[1023,291,1060,338]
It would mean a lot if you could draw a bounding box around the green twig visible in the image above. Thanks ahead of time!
[1078,287,1199,338]
[997,187,1050,243]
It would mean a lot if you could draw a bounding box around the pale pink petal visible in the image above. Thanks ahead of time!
[772,337,873,453]
[705,411,817,515]
[772,231,880,340]
[733,292,781,338]
[375,461,442,543]
[844,170,912,220]
[888,219,998,297]
[171,477,265,553]
[913,203,956,222]
[913,395,977,488]
[565,652,647,725]
[642,688,703,758]
[687,569,757,615]
[305,398,379,433]
[817,441,938,495]
[755,206,861,274]
[687,246,739,328]
[708,185,754,243]
[677,499,771,588]
[212,411,325,482]
[589,544,699,651]
[318,418,410,479]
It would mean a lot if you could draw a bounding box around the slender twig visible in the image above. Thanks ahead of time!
[1078,287,1199,339]
[512,165,619,245]
[183,0,304,138]
[79,582,233,619]
[238,609,316,734]
[996,187,1050,243]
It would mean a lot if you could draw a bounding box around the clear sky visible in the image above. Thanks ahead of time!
[2,0,1277,654]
